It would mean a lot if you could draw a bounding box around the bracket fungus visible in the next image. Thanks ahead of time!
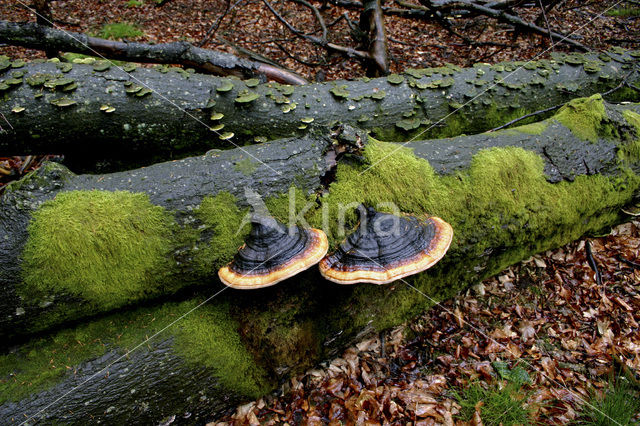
[319,207,453,285]
[218,216,328,289]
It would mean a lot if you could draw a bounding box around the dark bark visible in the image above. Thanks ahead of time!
[0,20,307,85]
[1,50,638,171]
[30,1,57,58]
[1,99,640,423]
[360,0,390,76]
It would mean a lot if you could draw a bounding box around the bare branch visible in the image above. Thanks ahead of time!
[535,0,554,47]
[418,0,590,51]
[261,0,371,60]
[360,0,390,75]
[0,20,308,84]
[198,0,247,47]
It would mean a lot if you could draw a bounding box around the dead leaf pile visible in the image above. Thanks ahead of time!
[214,220,640,425]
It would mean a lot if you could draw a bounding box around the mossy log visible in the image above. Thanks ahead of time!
[0,134,334,341]
[0,49,638,170]
[1,96,640,423]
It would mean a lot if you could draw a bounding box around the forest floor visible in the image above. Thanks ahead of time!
[2,0,640,424]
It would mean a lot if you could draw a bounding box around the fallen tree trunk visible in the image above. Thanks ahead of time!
[0,50,638,170]
[0,20,307,85]
[1,96,640,423]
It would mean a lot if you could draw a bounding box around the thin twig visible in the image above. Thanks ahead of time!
[488,104,561,132]
[601,70,638,97]
[585,240,603,286]
[617,255,640,269]
[273,41,325,66]
[0,111,13,133]
[419,0,590,51]
[291,0,328,42]
[198,0,246,47]
[536,0,554,46]
[388,35,446,49]
[262,0,371,59]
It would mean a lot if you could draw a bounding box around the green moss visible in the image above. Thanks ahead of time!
[620,110,640,163]
[234,157,258,175]
[173,302,271,397]
[95,22,144,40]
[21,190,174,309]
[236,292,322,377]
[554,94,607,142]
[378,101,534,141]
[0,299,270,403]
[240,122,639,371]
[514,120,548,135]
[623,109,640,133]
[606,7,640,17]
[193,192,248,273]
[264,187,316,225]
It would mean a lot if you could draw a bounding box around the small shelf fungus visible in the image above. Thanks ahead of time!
[319,207,453,285]
[218,215,328,289]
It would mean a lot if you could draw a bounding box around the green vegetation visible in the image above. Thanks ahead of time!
[96,22,144,40]
[605,7,640,17]
[577,375,640,425]
[453,379,532,425]
[193,192,249,273]
[238,98,640,367]
[554,94,608,142]
[6,96,640,404]
[513,120,548,135]
[21,190,174,309]
[174,302,271,397]
[233,157,258,175]
[620,110,640,164]
[0,299,270,403]
[453,361,532,424]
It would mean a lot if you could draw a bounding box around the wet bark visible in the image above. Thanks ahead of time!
[0,49,638,171]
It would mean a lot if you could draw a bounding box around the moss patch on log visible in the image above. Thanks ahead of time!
[20,190,175,309]
[554,94,609,142]
[621,110,640,164]
[193,192,248,274]
[0,299,270,404]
